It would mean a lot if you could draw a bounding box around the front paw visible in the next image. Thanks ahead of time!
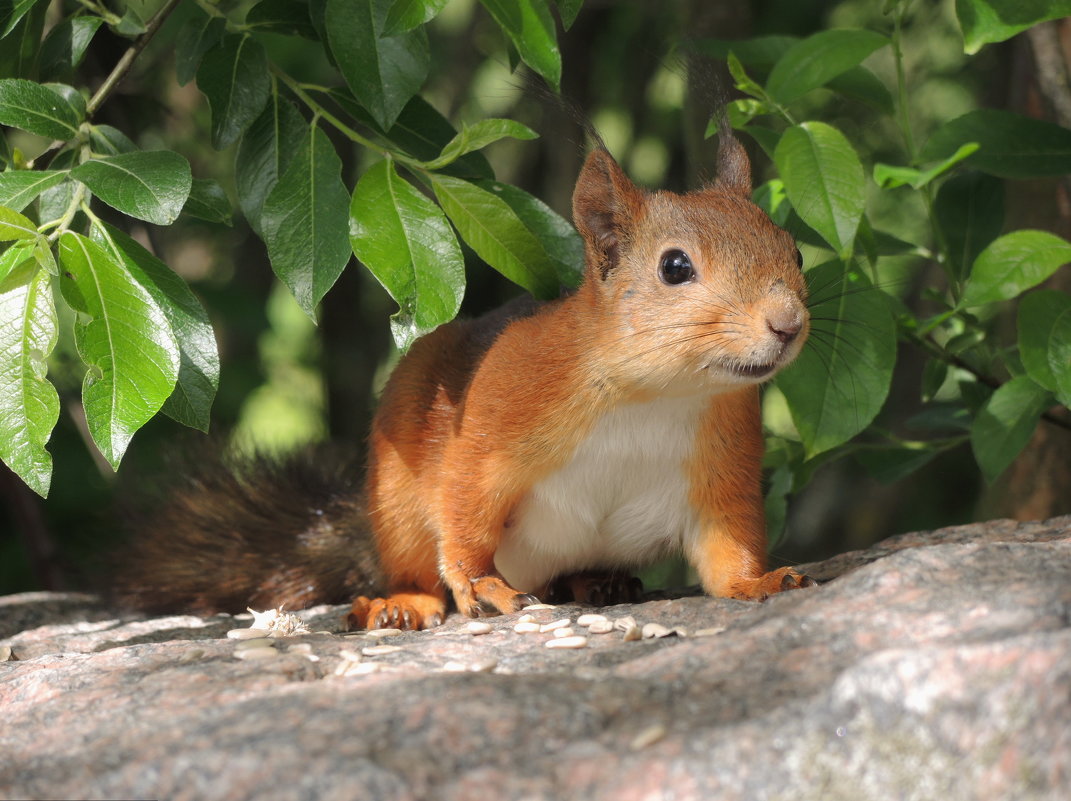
[455,576,539,617]
[727,567,818,601]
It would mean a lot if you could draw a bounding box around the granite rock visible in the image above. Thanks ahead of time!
[1,516,1069,800]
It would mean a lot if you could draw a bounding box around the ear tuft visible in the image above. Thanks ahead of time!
[572,149,643,280]
[714,133,752,196]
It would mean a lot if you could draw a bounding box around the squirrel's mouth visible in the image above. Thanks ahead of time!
[730,361,777,379]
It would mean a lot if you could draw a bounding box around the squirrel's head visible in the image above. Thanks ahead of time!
[572,131,809,395]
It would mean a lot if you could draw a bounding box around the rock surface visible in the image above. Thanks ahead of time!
[2,516,1069,801]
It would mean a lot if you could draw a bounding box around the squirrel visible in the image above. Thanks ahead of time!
[115,130,814,630]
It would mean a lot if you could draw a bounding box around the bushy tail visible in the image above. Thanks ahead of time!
[113,445,385,615]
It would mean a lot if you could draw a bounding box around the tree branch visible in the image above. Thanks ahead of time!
[86,0,185,118]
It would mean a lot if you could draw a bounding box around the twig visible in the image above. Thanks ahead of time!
[86,0,185,118]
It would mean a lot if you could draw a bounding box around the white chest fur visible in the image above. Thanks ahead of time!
[494,393,710,592]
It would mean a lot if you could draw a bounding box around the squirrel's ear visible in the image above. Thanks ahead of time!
[714,133,752,197]
[573,148,643,279]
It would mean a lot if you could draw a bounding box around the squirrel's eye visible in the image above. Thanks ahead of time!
[795,248,803,269]
[658,249,695,285]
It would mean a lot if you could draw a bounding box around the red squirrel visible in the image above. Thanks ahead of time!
[116,131,814,629]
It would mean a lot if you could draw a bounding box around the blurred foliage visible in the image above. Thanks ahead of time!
[1,0,1069,595]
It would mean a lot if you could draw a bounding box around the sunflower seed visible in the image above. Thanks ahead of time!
[545,635,588,649]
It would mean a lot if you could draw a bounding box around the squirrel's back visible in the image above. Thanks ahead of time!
[113,445,384,615]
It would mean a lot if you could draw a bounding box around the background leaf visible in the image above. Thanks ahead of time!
[57,232,179,468]
[38,16,103,81]
[383,0,450,35]
[1018,290,1071,404]
[970,376,1052,483]
[920,109,1071,178]
[0,78,81,139]
[955,0,1071,54]
[872,143,978,189]
[774,122,865,258]
[326,0,429,131]
[478,0,561,89]
[246,0,319,39]
[261,125,351,317]
[235,92,306,234]
[431,173,560,298]
[197,34,271,150]
[71,151,193,226]
[0,263,58,497]
[765,28,888,105]
[175,11,226,86]
[934,171,1004,281]
[776,261,896,456]
[91,223,220,432]
[349,159,464,350]
[961,230,1071,307]
[183,178,232,225]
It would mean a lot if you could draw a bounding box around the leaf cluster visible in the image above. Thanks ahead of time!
[0,0,580,496]
[698,0,1071,543]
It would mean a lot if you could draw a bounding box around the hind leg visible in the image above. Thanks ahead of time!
[545,570,644,605]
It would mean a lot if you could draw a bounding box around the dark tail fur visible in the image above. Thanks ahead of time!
[113,444,385,615]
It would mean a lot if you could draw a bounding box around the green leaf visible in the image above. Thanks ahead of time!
[37,149,81,224]
[261,125,351,317]
[765,29,888,105]
[920,109,1071,179]
[431,173,559,298]
[854,444,940,484]
[955,0,1071,54]
[693,35,798,73]
[763,462,793,550]
[970,375,1051,482]
[475,179,583,287]
[197,34,271,150]
[554,0,582,30]
[88,124,137,155]
[0,204,38,240]
[326,0,429,131]
[934,171,1004,281]
[0,170,66,212]
[328,90,494,179]
[0,263,58,496]
[90,222,220,432]
[246,0,319,39]
[727,52,766,100]
[350,158,464,349]
[383,0,449,35]
[175,11,226,86]
[0,0,47,80]
[57,232,179,468]
[826,65,895,114]
[961,230,1071,307]
[424,118,538,169]
[774,122,865,259]
[872,143,979,189]
[1018,290,1071,401]
[0,0,42,38]
[235,92,306,235]
[0,238,35,283]
[776,261,896,457]
[0,78,82,140]
[478,0,561,90]
[183,178,232,225]
[38,16,104,81]
[71,151,193,226]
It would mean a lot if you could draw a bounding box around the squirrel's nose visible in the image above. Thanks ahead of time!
[766,310,803,344]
